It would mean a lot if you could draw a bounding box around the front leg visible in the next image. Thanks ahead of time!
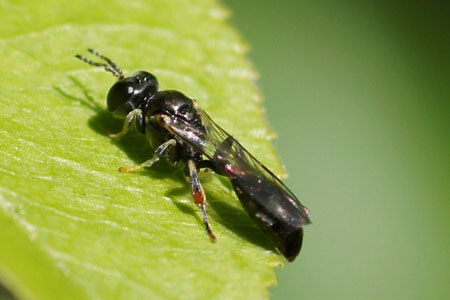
[119,139,176,172]
[109,108,143,139]
[187,159,217,242]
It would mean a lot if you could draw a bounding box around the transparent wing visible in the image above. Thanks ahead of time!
[160,106,311,223]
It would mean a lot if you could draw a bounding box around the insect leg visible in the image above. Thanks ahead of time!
[187,159,217,241]
[109,109,142,139]
[119,139,176,173]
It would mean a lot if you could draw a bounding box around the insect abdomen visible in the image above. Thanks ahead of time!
[230,175,305,261]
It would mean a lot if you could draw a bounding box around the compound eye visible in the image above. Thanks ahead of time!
[107,81,135,115]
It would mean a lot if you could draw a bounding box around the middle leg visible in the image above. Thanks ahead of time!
[119,139,176,172]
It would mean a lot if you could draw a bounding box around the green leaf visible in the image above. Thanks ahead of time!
[0,0,286,299]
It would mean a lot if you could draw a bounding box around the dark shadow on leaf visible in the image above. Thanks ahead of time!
[54,76,274,253]
[208,193,274,251]
[54,76,103,113]
[166,179,273,252]
[0,283,18,300]
[166,184,204,226]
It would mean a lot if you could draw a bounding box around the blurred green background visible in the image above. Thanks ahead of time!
[223,1,450,299]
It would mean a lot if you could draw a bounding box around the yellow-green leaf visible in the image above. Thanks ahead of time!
[0,0,286,299]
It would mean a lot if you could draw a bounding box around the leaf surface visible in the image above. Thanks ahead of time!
[0,1,285,299]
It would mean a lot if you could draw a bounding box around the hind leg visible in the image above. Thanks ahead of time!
[186,159,216,241]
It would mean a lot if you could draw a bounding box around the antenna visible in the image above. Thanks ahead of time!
[75,49,124,80]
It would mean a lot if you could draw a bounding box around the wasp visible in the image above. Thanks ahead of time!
[75,49,311,261]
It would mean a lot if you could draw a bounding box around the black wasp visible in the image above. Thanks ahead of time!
[75,49,311,261]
